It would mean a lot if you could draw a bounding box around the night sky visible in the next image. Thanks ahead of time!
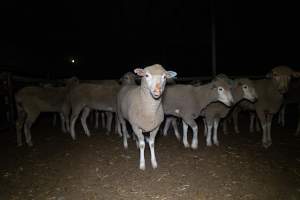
[3,1,300,79]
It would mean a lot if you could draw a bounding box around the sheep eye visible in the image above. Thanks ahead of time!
[218,87,223,92]
[243,85,248,89]
[145,74,149,78]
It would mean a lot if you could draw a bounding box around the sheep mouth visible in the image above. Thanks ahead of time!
[151,91,162,99]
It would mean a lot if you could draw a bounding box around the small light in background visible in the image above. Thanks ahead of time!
[71,59,75,63]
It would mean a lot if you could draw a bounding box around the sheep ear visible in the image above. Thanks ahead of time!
[166,71,177,78]
[134,68,145,77]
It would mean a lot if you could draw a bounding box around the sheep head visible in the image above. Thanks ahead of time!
[134,64,177,99]
[271,65,300,93]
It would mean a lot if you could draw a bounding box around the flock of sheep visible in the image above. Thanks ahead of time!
[14,64,300,170]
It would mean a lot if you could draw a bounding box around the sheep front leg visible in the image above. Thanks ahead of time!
[233,110,240,134]
[132,126,145,170]
[256,111,268,148]
[149,126,160,169]
[213,118,220,146]
[206,119,213,146]
[203,118,208,137]
[94,111,99,129]
[182,120,189,148]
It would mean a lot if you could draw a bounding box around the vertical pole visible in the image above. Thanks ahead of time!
[211,0,217,78]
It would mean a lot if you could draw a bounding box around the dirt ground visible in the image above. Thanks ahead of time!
[1,113,300,200]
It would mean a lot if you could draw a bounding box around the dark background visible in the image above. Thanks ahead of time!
[2,1,300,79]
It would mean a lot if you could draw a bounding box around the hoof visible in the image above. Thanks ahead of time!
[183,143,190,148]
[191,142,198,150]
[27,141,33,147]
[139,164,146,171]
[151,161,158,169]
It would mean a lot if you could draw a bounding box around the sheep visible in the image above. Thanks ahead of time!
[275,78,300,135]
[15,77,79,146]
[117,64,177,170]
[162,77,257,146]
[229,66,300,148]
[162,75,234,149]
[202,78,257,146]
[69,72,137,140]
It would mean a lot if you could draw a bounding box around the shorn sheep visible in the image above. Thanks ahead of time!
[117,64,177,170]
[162,75,234,149]
[15,77,79,146]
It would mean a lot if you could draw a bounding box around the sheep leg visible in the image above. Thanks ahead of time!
[171,117,181,141]
[149,126,160,169]
[132,126,145,170]
[119,116,129,149]
[203,118,208,137]
[70,106,83,140]
[255,115,261,132]
[249,113,255,133]
[105,112,113,135]
[183,118,198,149]
[24,111,39,147]
[81,107,91,137]
[101,112,106,128]
[256,111,269,148]
[163,117,172,136]
[62,104,70,133]
[295,105,300,136]
[95,111,99,129]
[16,109,26,146]
[222,118,228,135]
[53,113,57,127]
[182,120,190,148]
[278,105,285,127]
[295,119,300,136]
[206,119,213,146]
[233,109,240,134]
[213,118,220,146]
[266,114,273,147]
[59,112,66,133]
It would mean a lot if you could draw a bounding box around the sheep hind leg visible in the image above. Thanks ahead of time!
[81,107,91,137]
[24,111,39,147]
[163,117,172,136]
[105,112,113,135]
[266,114,273,147]
[213,118,220,146]
[16,111,26,147]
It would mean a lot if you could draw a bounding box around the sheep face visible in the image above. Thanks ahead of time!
[212,79,234,107]
[270,65,300,93]
[134,64,177,99]
[120,72,137,85]
[235,79,258,102]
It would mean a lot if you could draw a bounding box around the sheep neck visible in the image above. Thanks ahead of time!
[139,82,162,115]
[193,82,215,110]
